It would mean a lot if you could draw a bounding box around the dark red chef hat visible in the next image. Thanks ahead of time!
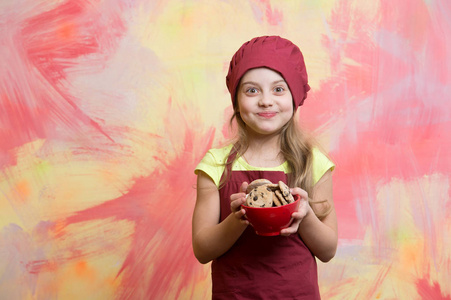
[226,36,310,109]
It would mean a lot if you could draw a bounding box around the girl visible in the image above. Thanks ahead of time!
[192,36,337,299]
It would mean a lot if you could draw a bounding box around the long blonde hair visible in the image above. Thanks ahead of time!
[221,106,332,219]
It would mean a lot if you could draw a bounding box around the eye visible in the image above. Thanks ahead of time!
[245,87,258,94]
[274,86,285,93]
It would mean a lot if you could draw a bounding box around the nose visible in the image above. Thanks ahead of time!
[258,92,273,107]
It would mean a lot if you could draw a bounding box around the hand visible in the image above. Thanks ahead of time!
[229,182,249,225]
[280,187,309,236]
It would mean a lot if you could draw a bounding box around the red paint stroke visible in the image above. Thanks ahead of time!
[0,0,126,167]
[416,276,451,300]
[320,277,358,299]
[249,0,283,25]
[303,0,451,239]
[55,123,215,299]
[26,259,58,274]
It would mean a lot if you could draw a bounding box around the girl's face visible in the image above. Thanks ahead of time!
[236,67,294,137]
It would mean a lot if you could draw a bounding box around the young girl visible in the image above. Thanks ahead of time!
[192,36,337,299]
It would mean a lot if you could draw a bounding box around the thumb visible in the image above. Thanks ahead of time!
[241,182,249,193]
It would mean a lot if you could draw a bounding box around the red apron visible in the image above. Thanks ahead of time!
[211,152,321,299]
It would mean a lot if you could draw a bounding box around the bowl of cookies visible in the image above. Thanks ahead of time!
[241,179,301,236]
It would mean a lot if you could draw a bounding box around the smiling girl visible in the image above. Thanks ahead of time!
[192,36,337,299]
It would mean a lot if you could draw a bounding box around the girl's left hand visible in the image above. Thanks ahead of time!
[279,187,309,236]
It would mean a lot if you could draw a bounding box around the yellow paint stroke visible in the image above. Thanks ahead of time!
[320,174,450,299]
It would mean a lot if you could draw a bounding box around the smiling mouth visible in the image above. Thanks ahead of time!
[258,112,277,118]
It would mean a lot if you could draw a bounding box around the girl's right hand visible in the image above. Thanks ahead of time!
[229,182,249,225]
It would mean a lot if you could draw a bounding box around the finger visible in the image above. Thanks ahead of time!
[231,197,246,213]
[233,207,249,225]
[230,192,246,200]
[280,215,302,236]
[290,212,303,220]
[290,187,308,200]
[240,181,249,193]
[230,200,240,212]
[280,224,300,236]
[234,207,247,219]
[279,231,291,236]
[280,226,296,236]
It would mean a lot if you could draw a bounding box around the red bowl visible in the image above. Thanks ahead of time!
[242,195,301,236]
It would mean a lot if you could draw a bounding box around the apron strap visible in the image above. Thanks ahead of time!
[219,144,239,189]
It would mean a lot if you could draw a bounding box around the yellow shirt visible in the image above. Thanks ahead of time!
[195,144,334,187]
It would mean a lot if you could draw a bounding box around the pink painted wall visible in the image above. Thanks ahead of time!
[1,0,450,299]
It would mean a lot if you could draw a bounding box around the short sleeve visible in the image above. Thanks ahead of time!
[312,148,335,185]
[194,146,232,187]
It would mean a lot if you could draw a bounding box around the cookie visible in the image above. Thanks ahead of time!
[246,179,273,194]
[247,185,274,207]
[274,190,288,205]
[272,191,283,206]
[265,183,280,191]
[278,181,294,203]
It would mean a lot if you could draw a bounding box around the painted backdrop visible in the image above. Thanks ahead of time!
[1,0,450,299]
